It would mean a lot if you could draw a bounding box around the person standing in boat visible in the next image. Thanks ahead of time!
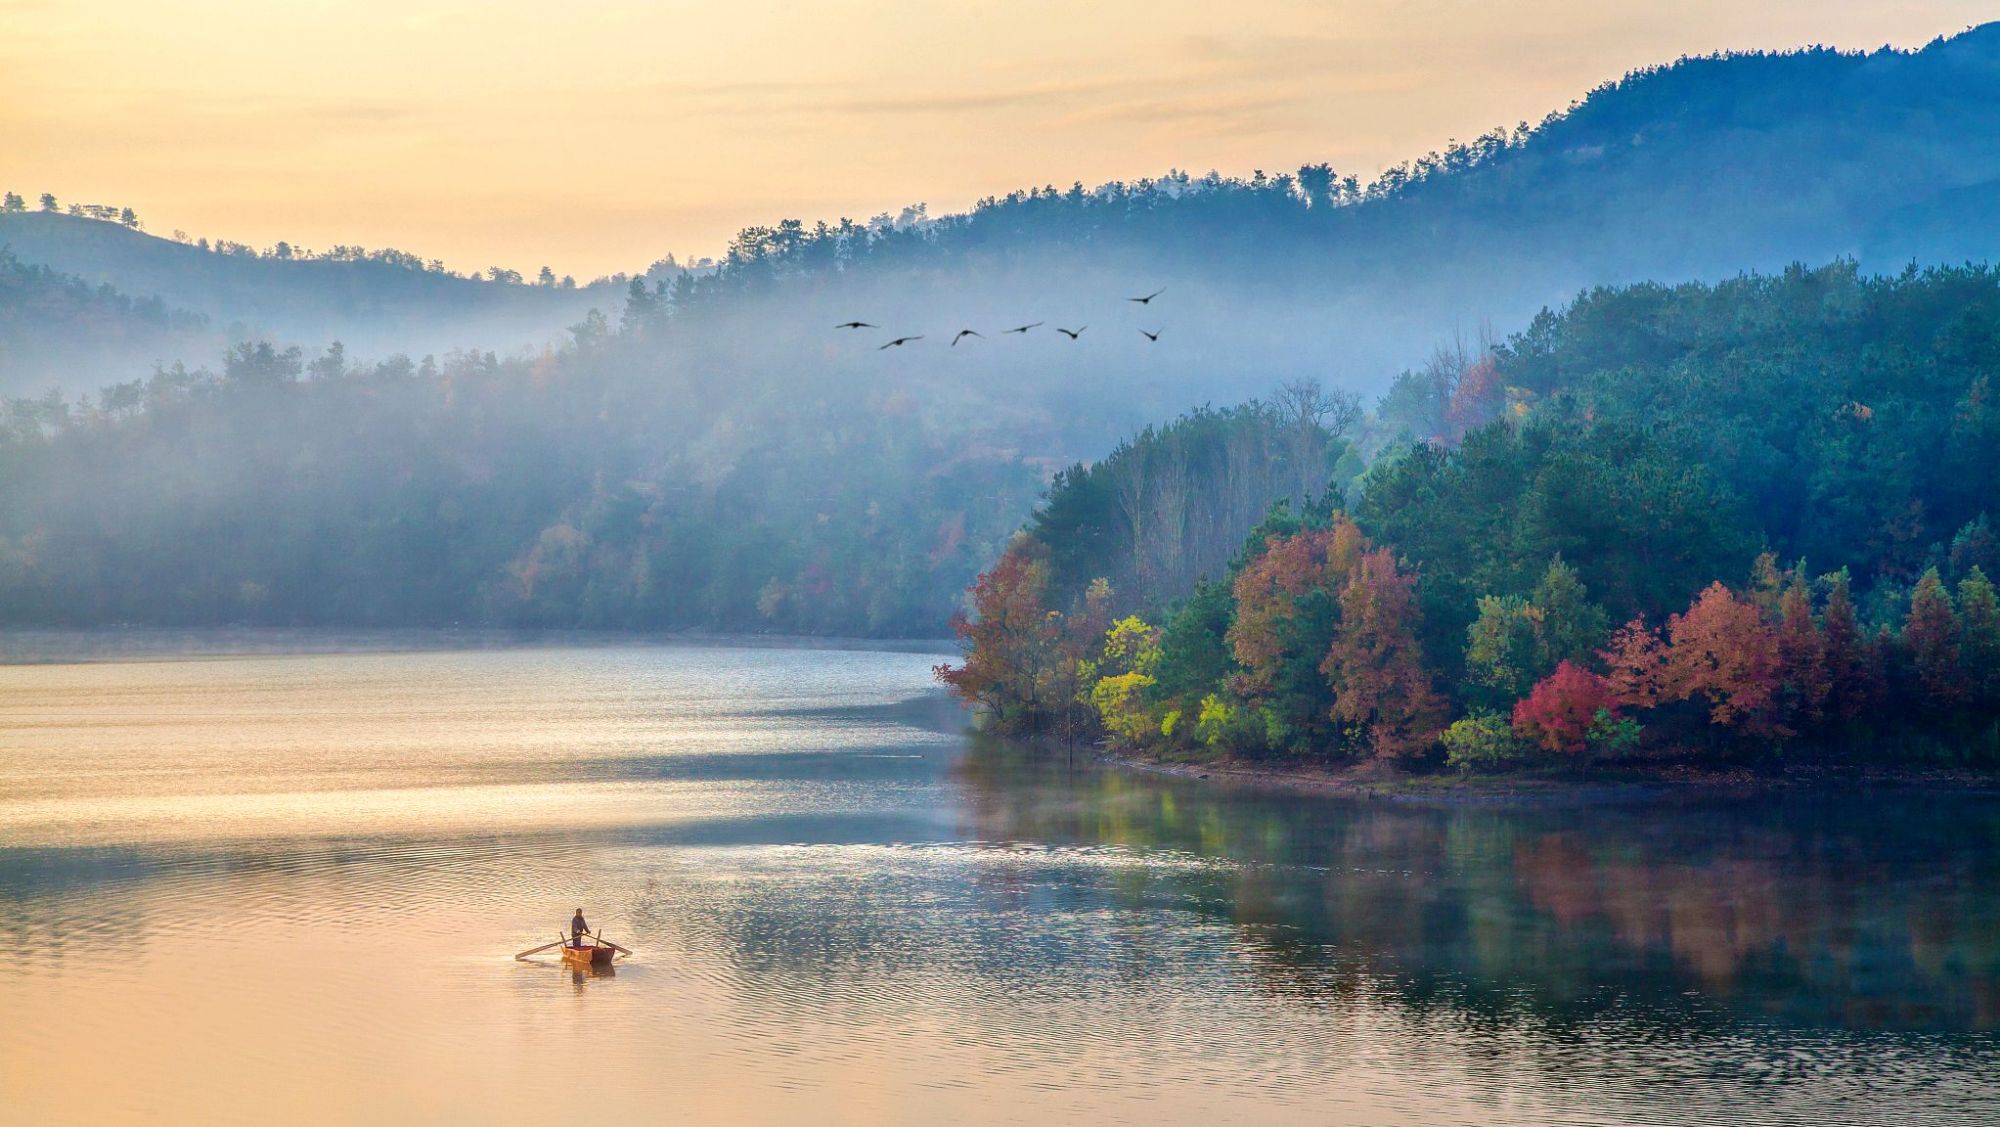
[570,907,589,946]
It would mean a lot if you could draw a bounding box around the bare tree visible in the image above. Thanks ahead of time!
[1272,378,1360,511]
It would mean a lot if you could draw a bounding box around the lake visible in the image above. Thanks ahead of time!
[1,639,1995,1125]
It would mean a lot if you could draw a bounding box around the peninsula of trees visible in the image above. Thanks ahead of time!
[939,264,2000,773]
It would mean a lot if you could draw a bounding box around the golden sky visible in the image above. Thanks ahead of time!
[2,1,1989,278]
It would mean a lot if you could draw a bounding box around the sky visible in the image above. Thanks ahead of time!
[2,1,1992,278]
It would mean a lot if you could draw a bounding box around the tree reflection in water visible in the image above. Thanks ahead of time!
[953,737,2000,1035]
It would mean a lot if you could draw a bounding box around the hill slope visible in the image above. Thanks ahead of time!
[0,212,614,392]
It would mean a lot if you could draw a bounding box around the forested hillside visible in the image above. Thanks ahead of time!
[0,250,214,395]
[0,315,1044,635]
[941,264,2000,768]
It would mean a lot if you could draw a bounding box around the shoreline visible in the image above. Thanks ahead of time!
[0,625,957,666]
[1091,748,2000,806]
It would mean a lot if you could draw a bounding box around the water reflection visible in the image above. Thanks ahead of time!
[571,962,616,986]
[955,739,2000,1034]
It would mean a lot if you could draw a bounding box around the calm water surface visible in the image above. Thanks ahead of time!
[1,641,1996,1125]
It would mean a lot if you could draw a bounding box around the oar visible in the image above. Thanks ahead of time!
[515,938,565,961]
[598,935,634,957]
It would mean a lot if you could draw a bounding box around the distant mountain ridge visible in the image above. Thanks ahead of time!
[7,22,2000,403]
[0,211,615,391]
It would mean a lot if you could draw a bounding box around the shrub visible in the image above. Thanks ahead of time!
[1194,693,1266,754]
[1585,708,1643,757]
[1090,671,1159,744]
[1442,710,1533,771]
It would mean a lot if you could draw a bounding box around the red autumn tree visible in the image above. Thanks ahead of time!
[1511,660,1616,755]
[1442,352,1505,443]
[1323,546,1448,758]
[1662,581,1785,735]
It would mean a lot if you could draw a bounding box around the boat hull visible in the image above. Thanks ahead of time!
[561,943,615,967]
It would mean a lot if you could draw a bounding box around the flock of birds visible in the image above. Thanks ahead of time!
[837,288,1168,350]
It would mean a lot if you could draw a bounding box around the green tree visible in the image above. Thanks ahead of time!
[1957,567,2000,706]
[1464,594,1538,704]
[1152,580,1237,705]
[223,341,303,385]
[1530,556,1608,671]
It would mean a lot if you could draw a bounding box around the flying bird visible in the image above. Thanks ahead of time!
[1140,329,1160,341]
[952,329,983,346]
[1002,322,1043,334]
[1127,288,1165,304]
[835,321,877,329]
[878,336,923,349]
[1056,326,1086,340]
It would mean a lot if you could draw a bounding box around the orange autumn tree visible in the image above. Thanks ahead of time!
[1599,578,1788,742]
[936,534,1060,730]
[1904,567,1965,706]
[1227,518,1368,694]
[1601,617,1669,710]
[938,534,1109,738]
[1663,582,1785,736]
[1324,546,1448,758]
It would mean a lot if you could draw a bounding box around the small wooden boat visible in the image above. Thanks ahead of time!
[561,941,616,967]
[517,930,632,965]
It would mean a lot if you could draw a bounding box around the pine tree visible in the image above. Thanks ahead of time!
[1819,569,1875,722]
[1775,565,1829,727]
[1903,567,1964,706]
[1531,556,1609,672]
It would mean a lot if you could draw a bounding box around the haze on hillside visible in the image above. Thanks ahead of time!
[4,24,2000,638]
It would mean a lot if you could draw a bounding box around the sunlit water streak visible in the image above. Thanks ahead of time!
[1,640,1995,1125]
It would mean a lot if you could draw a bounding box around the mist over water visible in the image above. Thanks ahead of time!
[2,641,1993,1126]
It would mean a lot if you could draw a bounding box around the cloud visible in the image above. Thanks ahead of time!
[620,73,1148,119]
[18,93,426,146]
[1060,90,1299,136]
